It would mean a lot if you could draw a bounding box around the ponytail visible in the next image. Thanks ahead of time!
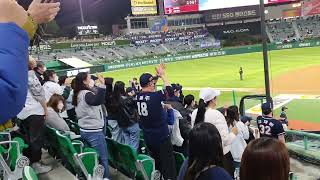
[195,99,208,125]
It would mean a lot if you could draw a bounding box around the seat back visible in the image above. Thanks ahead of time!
[65,120,80,135]
[0,137,30,180]
[55,130,85,176]
[55,131,102,179]
[46,126,60,157]
[8,137,28,171]
[23,166,38,180]
[81,147,98,176]
[106,138,157,180]
[105,138,119,168]
[116,142,139,178]
[174,151,186,175]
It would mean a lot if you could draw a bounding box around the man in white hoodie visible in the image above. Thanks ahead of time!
[191,88,238,176]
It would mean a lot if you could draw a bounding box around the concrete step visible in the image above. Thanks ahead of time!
[38,152,77,180]
[37,151,130,180]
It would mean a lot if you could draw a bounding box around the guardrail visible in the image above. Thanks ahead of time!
[286,130,320,165]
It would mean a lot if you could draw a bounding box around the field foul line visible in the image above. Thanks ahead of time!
[246,94,320,115]
[183,87,260,92]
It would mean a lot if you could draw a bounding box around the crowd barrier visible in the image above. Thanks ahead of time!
[286,130,320,165]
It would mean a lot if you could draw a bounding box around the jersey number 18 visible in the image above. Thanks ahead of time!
[137,102,148,116]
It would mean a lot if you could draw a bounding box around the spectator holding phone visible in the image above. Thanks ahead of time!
[73,72,110,179]
[43,70,71,101]
[226,106,249,169]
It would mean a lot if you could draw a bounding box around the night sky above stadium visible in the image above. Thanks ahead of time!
[18,0,131,33]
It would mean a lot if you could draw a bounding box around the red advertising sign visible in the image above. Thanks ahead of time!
[164,0,199,14]
[303,0,320,16]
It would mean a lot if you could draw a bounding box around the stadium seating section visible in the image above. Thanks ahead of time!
[33,16,320,66]
[267,15,320,43]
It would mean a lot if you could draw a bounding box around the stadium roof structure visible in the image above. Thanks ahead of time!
[58,57,93,68]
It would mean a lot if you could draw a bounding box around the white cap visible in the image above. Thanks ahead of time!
[199,88,221,103]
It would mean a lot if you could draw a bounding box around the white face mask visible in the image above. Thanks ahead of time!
[88,79,95,88]
[43,67,47,72]
[57,102,64,111]
[54,76,59,83]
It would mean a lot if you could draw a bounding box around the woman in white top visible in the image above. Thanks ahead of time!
[226,106,249,169]
[43,70,71,102]
[191,88,238,176]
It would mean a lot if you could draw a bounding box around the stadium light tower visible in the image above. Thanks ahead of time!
[78,0,85,24]
[259,0,272,105]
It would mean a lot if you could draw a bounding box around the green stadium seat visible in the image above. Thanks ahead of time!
[173,152,186,175]
[105,138,118,168]
[22,166,38,180]
[0,133,30,180]
[51,128,104,180]
[65,119,80,135]
[46,126,60,158]
[106,137,158,180]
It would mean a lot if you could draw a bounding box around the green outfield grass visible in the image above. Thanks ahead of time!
[274,99,320,123]
[103,47,320,89]
[102,46,320,123]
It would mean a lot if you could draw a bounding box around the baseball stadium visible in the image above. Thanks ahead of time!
[1,0,320,179]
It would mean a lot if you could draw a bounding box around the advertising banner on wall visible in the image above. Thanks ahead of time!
[131,0,156,6]
[131,0,158,15]
[207,21,261,40]
[302,0,320,16]
[282,7,301,18]
[204,5,260,23]
[132,6,158,15]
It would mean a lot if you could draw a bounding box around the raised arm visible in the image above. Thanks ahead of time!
[156,63,170,87]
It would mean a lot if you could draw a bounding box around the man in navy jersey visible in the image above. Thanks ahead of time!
[135,63,176,180]
[257,103,285,143]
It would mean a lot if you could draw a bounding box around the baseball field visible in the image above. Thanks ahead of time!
[103,46,320,131]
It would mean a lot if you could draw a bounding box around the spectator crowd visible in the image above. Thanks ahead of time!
[0,1,291,179]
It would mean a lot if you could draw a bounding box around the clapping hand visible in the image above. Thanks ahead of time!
[97,74,105,85]
[27,0,61,24]
[0,0,28,28]
[155,63,166,78]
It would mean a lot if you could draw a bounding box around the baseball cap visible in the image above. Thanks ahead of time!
[199,88,221,103]
[261,103,272,115]
[171,84,182,92]
[140,73,158,87]
[282,106,288,111]
[241,115,253,123]
[126,87,134,94]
